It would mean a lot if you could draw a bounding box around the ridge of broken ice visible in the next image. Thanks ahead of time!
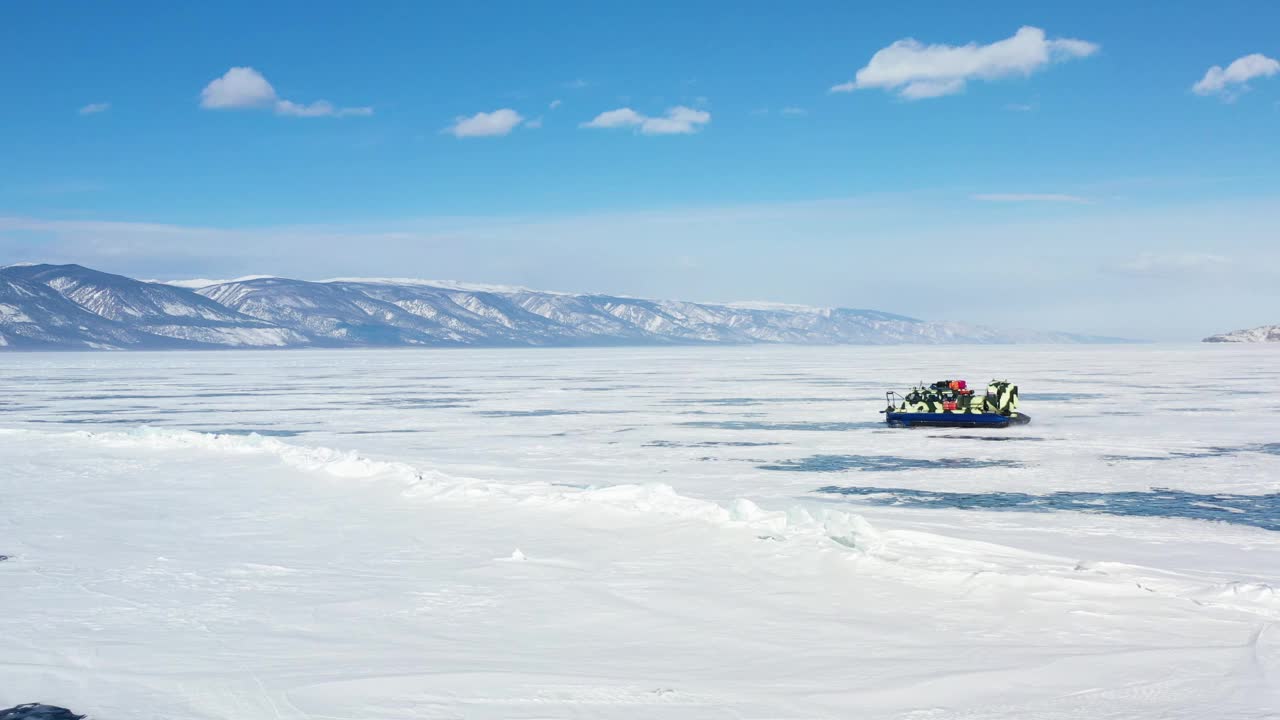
[34,425,1280,621]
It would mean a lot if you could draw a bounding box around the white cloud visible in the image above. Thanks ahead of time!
[525,117,543,129]
[581,106,711,135]
[199,67,373,117]
[638,106,711,135]
[582,107,644,129]
[447,109,525,138]
[549,99,562,110]
[1192,53,1280,98]
[201,67,278,109]
[972,193,1090,203]
[831,26,1098,99]
[78,102,110,115]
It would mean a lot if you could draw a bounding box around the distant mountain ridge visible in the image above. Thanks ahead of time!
[0,263,1127,350]
[1203,325,1280,343]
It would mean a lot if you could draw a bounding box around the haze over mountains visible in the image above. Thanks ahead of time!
[0,263,1127,350]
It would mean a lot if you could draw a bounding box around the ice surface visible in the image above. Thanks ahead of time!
[1,345,1278,718]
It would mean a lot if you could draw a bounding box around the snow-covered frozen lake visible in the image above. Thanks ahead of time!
[2,345,1279,718]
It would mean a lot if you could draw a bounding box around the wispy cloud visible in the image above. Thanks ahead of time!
[275,100,373,118]
[199,67,373,118]
[1004,102,1037,112]
[78,102,110,115]
[751,107,806,117]
[524,116,543,129]
[832,26,1098,99]
[1193,53,1280,100]
[581,106,711,135]
[549,99,562,110]
[446,108,525,138]
[971,193,1091,204]
[1107,252,1232,277]
[563,79,589,90]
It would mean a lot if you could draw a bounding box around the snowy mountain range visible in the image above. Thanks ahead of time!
[1203,325,1280,343]
[0,263,1126,350]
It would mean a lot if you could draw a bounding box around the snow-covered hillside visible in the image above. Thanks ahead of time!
[1,263,1125,350]
[1203,324,1280,343]
[0,275,158,349]
[0,265,306,349]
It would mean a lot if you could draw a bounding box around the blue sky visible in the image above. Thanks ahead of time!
[2,1,1278,339]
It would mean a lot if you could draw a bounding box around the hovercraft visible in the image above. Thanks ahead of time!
[883,379,1030,428]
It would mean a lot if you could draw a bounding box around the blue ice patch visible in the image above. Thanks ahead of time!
[761,455,1022,472]
[816,486,1280,532]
